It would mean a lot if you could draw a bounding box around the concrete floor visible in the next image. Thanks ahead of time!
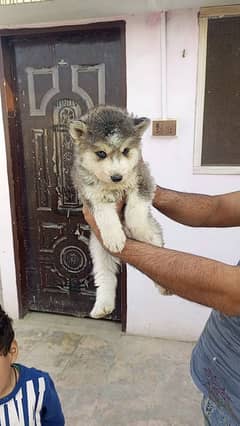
[14,313,202,426]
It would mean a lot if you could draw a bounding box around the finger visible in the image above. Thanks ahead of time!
[82,205,93,226]
[82,205,88,221]
[116,199,126,217]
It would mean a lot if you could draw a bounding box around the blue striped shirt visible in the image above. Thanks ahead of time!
[0,364,64,425]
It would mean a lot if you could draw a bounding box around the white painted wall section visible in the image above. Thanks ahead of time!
[0,95,19,318]
[125,10,240,340]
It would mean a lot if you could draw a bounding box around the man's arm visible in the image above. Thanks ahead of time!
[154,187,240,227]
[83,207,240,316]
[118,239,240,316]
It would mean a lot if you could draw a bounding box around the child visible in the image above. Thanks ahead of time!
[0,305,65,425]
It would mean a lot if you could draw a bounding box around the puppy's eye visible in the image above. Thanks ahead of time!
[122,148,129,156]
[95,151,107,159]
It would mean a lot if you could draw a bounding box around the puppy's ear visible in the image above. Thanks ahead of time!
[69,120,88,142]
[133,117,150,136]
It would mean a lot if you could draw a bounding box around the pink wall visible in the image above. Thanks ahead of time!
[125,10,240,339]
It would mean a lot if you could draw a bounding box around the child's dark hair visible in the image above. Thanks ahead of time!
[0,305,14,356]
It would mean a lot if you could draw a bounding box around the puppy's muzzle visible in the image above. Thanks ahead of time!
[111,174,123,183]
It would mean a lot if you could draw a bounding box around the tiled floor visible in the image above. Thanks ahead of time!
[14,313,202,426]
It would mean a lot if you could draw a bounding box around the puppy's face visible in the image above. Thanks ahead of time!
[70,106,150,185]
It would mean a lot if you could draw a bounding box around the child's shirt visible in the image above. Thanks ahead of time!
[0,364,65,425]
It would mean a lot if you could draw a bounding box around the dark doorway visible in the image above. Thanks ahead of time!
[0,22,127,326]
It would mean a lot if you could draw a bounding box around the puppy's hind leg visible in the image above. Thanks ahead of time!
[89,232,120,319]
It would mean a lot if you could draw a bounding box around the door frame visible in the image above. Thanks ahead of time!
[0,21,127,330]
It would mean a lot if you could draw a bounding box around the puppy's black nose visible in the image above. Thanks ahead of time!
[111,174,123,182]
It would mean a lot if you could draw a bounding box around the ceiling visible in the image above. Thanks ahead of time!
[0,0,239,28]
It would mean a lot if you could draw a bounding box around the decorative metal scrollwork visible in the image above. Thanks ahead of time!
[53,99,82,209]
[60,245,88,274]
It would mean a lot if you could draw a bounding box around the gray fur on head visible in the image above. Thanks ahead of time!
[69,105,150,145]
[70,105,155,208]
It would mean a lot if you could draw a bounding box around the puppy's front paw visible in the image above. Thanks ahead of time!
[102,229,126,253]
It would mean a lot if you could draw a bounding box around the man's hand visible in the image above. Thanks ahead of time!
[82,206,102,241]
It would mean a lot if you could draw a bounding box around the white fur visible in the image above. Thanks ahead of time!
[81,147,140,185]
[93,203,126,253]
[108,132,121,146]
[89,233,120,318]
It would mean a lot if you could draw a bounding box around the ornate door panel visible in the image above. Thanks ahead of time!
[12,25,126,319]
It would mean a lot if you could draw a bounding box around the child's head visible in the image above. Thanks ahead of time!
[0,306,18,397]
[0,305,15,356]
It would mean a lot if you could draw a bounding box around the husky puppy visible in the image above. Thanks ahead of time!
[70,106,167,319]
